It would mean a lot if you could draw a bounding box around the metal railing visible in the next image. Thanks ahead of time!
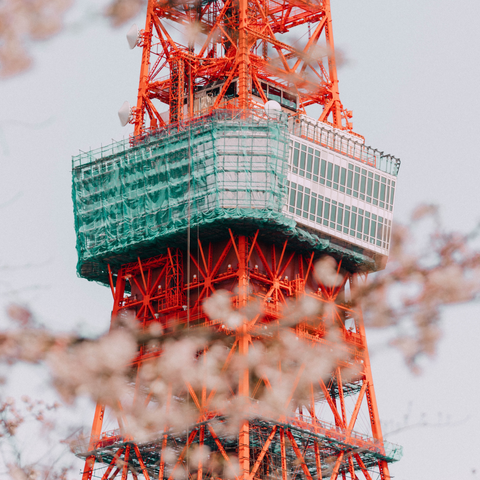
[288,412,403,461]
[72,108,400,177]
[72,411,402,463]
[288,115,400,176]
[72,108,288,169]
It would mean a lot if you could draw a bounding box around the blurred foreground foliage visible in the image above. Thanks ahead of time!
[0,206,479,477]
[0,0,146,78]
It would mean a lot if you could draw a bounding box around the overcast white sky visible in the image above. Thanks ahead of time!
[1,0,480,478]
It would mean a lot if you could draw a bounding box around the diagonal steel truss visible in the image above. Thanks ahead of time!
[131,0,353,135]
[79,233,400,480]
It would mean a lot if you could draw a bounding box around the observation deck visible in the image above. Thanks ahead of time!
[72,110,399,284]
[287,115,399,262]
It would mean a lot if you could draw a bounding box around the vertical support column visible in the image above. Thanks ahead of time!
[314,441,323,480]
[81,403,105,480]
[121,445,131,480]
[237,236,250,480]
[82,270,125,480]
[197,425,205,480]
[134,0,154,136]
[188,59,194,119]
[237,0,249,109]
[323,0,342,128]
[237,235,248,308]
[112,272,126,322]
[158,431,168,479]
[170,57,185,124]
[187,6,195,119]
[351,273,390,480]
[238,325,250,480]
[279,428,288,480]
[336,367,347,426]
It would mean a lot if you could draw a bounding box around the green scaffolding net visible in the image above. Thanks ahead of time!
[72,111,377,284]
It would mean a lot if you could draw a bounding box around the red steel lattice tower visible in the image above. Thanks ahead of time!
[71,1,402,479]
[130,0,352,134]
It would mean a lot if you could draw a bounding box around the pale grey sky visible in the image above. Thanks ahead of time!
[1,0,479,478]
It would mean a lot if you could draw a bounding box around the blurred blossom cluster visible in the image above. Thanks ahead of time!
[0,395,62,478]
[0,0,73,77]
[0,0,343,80]
[1,206,479,476]
[355,205,480,371]
[0,396,59,437]
[105,0,146,27]
[0,0,145,77]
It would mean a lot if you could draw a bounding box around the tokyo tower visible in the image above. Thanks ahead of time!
[71,0,402,479]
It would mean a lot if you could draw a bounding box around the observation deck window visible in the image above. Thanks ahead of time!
[269,86,281,103]
[286,133,396,255]
[289,141,396,213]
[282,91,297,110]
[286,180,392,250]
[193,81,238,113]
[252,81,298,111]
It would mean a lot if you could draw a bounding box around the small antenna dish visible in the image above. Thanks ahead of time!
[118,101,132,126]
[126,24,140,49]
[264,100,282,118]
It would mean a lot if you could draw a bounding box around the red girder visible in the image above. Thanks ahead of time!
[131,0,352,135]
[84,233,392,480]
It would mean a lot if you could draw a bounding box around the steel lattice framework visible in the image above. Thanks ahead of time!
[76,1,401,479]
[78,235,401,480]
[131,0,353,135]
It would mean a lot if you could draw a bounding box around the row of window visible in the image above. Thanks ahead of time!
[252,82,298,110]
[286,181,392,249]
[290,142,395,212]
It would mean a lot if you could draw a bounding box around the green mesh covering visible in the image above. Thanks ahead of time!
[72,112,377,285]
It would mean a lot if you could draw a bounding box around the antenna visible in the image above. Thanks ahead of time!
[118,101,132,126]
[126,24,140,49]
[264,100,281,118]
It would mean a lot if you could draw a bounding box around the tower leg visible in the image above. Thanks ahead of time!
[81,403,105,480]
[352,273,391,480]
[237,235,250,480]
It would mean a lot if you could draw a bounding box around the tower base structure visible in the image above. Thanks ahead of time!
[73,234,402,480]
